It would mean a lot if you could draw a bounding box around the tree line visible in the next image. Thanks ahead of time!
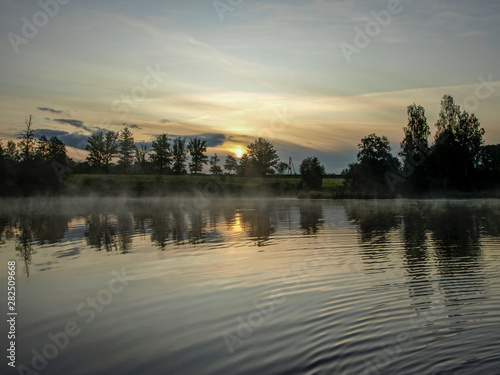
[1,94,499,196]
[344,94,500,196]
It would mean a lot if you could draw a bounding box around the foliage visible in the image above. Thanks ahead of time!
[85,130,119,173]
[245,137,280,176]
[172,137,188,175]
[209,153,222,175]
[187,137,208,174]
[345,133,400,195]
[150,134,172,174]
[224,154,238,174]
[118,127,136,173]
[300,157,325,190]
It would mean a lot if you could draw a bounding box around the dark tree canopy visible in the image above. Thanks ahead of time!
[246,137,280,176]
[187,137,208,174]
[172,137,188,175]
[300,157,325,190]
[150,133,172,174]
[118,127,136,173]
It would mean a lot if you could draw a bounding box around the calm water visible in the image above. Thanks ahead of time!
[1,198,500,375]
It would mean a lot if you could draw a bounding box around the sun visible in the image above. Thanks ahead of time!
[234,148,244,158]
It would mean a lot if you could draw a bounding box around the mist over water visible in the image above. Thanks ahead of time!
[1,198,500,374]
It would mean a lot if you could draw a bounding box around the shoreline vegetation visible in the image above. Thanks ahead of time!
[1,95,499,199]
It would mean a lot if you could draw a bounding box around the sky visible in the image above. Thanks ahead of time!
[1,0,499,172]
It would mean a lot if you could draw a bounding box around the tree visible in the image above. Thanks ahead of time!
[118,127,136,173]
[209,153,222,175]
[246,137,280,176]
[150,134,172,174]
[300,157,325,190]
[345,133,400,195]
[276,161,289,175]
[172,137,188,175]
[224,154,239,174]
[36,135,50,161]
[400,104,430,161]
[5,141,19,162]
[432,95,485,188]
[18,115,35,161]
[188,137,208,174]
[134,142,149,172]
[85,130,119,173]
[47,137,69,165]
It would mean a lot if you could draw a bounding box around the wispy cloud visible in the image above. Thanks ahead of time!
[53,119,92,133]
[38,107,69,116]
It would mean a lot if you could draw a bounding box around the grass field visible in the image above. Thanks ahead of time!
[64,174,345,197]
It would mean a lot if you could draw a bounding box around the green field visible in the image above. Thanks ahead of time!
[63,174,345,197]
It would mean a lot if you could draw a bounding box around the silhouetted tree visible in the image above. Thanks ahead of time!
[150,134,172,174]
[432,95,485,189]
[300,157,325,190]
[224,154,238,174]
[345,133,400,196]
[246,137,279,176]
[209,153,222,175]
[85,130,119,173]
[18,115,35,161]
[134,142,149,173]
[276,161,289,175]
[172,137,188,175]
[118,127,136,173]
[188,137,208,174]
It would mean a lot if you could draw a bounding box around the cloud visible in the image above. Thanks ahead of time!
[53,119,92,133]
[37,107,69,115]
[122,123,142,129]
[35,129,89,150]
[180,133,226,147]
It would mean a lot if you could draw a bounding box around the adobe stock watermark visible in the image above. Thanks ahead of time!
[463,74,500,112]
[222,249,322,354]
[362,301,445,375]
[213,0,244,22]
[16,268,131,375]
[111,64,169,120]
[259,106,294,142]
[340,0,410,63]
[8,0,71,55]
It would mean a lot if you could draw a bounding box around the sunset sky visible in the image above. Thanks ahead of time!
[1,0,499,172]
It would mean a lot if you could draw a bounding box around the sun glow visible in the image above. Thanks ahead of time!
[234,148,244,158]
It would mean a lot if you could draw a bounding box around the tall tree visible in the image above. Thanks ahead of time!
[47,137,69,164]
[345,133,400,195]
[134,142,149,172]
[432,95,485,188]
[172,137,188,175]
[224,154,239,174]
[118,127,136,173]
[187,137,208,174]
[300,157,325,190]
[400,104,430,161]
[18,115,35,161]
[246,137,280,176]
[209,153,222,175]
[85,130,119,173]
[150,134,172,174]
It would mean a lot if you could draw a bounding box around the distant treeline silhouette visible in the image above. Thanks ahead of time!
[1,94,499,196]
[343,95,500,196]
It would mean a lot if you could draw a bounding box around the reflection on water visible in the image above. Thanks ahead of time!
[1,198,500,375]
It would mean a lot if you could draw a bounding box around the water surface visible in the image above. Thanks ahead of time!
[1,198,500,374]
